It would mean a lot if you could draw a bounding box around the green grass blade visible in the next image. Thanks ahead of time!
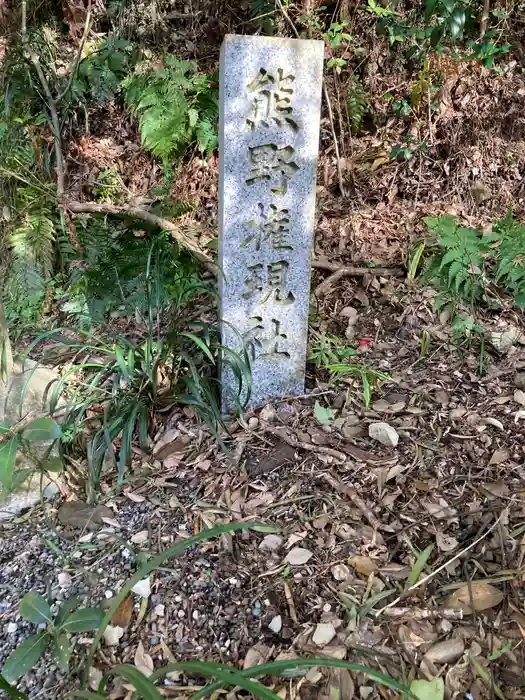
[150,662,281,699]
[0,674,28,699]
[180,332,215,364]
[189,659,417,700]
[100,665,162,699]
[406,544,433,589]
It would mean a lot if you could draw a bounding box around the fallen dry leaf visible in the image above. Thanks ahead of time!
[243,643,269,670]
[285,547,313,566]
[424,637,465,664]
[435,531,459,552]
[134,641,154,677]
[111,594,134,628]
[131,530,149,545]
[489,447,509,465]
[125,491,146,503]
[350,555,378,576]
[446,582,504,613]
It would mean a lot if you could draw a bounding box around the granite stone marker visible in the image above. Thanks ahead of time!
[219,34,324,409]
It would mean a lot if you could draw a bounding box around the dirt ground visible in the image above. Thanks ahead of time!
[2,284,525,699]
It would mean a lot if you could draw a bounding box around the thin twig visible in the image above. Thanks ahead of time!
[275,0,346,197]
[21,0,65,197]
[56,0,93,104]
[376,512,503,616]
[67,200,218,274]
[321,471,382,531]
[323,82,346,197]
[313,261,404,296]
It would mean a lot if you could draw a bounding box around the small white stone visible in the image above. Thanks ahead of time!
[268,615,282,634]
[103,625,124,646]
[312,622,336,647]
[177,610,185,619]
[58,572,72,587]
[154,604,165,617]
[174,595,182,603]
[248,417,259,430]
[104,590,113,599]
[192,610,199,621]
[259,534,283,552]
[331,564,350,581]
[131,576,151,599]
[6,622,17,634]
[323,603,332,613]
[229,577,239,586]
[368,422,399,447]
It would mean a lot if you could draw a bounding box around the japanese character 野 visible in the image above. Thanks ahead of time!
[241,203,293,252]
[244,317,290,360]
[246,67,298,132]
[246,144,299,195]
[242,260,295,306]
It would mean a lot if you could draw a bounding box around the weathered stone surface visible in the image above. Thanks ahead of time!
[0,361,60,521]
[219,34,324,409]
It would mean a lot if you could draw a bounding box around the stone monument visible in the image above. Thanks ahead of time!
[219,34,324,409]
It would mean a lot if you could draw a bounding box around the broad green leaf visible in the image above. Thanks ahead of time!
[2,632,50,683]
[41,456,63,473]
[424,0,438,21]
[19,592,52,624]
[22,417,62,442]
[410,677,444,700]
[55,597,81,627]
[314,400,334,426]
[0,435,18,491]
[515,292,525,309]
[449,8,465,38]
[0,673,28,699]
[406,545,433,589]
[100,665,163,698]
[61,608,104,633]
[51,633,70,672]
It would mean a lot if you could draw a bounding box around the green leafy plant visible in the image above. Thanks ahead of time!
[124,55,218,168]
[308,332,389,407]
[1,592,104,684]
[370,0,510,63]
[347,78,368,134]
[422,215,491,304]
[419,212,525,346]
[70,38,136,105]
[390,134,428,161]
[0,416,63,494]
[489,211,525,309]
[27,244,250,501]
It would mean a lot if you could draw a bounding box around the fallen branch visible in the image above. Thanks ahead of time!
[313,260,405,296]
[321,472,382,532]
[67,201,218,274]
[381,607,464,621]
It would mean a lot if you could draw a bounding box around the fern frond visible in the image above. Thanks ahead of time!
[347,79,367,135]
[124,55,218,164]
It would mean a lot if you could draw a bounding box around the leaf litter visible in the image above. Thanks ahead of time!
[1,283,525,699]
